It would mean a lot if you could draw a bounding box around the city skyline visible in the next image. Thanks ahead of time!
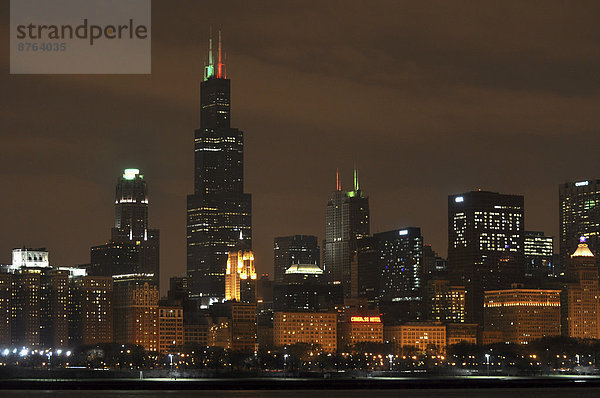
[3,1,600,293]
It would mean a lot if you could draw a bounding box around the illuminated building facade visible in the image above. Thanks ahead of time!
[158,306,184,353]
[448,191,525,324]
[561,240,600,339]
[273,235,320,283]
[90,168,160,287]
[187,32,252,302]
[484,287,561,344]
[324,169,369,296]
[225,243,256,302]
[338,315,383,349]
[559,179,600,267]
[273,311,337,352]
[2,248,95,348]
[524,231,555,282]
[384,322,446,354]
[68,275,113,346]
[425,280,466,323]
[113,274,159,352]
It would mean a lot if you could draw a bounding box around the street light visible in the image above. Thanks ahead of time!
[485,354,490,376]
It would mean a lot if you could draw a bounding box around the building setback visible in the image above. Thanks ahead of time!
[90,168,160,287]
[187,32,252,302]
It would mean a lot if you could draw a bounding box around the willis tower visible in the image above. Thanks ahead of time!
[187,31,252,303]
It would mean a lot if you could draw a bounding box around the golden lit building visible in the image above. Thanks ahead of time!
[484,287,561,344]
[69,275,113,345]
[561,240,600,339]
[225,244,257,302]
[426,280,466,323]
[338,315,383,349]
[274,312,337,352]
[384,322,446,354]
[158,306,183,353]
[113,274,159,352]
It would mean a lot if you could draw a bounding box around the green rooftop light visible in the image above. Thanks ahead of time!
[123,168,140,180]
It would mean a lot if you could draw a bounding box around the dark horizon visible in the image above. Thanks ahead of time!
[2,1,600,293]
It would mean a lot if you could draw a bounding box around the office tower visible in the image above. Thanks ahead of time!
[377,228,424,303]
[158,306,184,353]
[524,231,555,284]
[484,287,561,344]
[425,280,466,323]
[561,238,600,339]
[113,274,159,351]
[68,275,113,346]
[448,191,525,324]
[559,179,600,267]
[225,242,257,302]
[273,235,320,283]
[324,169,369,296]
[90,169,160,286]
[352,236,379,302]
[273,312,337,352]
[273,264,343,312]
[187,32,252,302]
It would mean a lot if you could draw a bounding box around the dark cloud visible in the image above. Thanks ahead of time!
[1,1,599,293]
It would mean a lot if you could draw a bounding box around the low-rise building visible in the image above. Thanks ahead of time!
[273,312,337,352]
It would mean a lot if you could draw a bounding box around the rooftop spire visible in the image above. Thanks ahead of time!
[336,169,342,191]
[204,28,215,81]
[353,167,359,191]
[217,30,226,79]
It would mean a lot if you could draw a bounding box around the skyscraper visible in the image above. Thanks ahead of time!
[90,168,160,286]
[187,32,252,302]
[448,190,525,324]
[524,231,555,283]
[324,169,369,296]
[376,227,424,303]
[225,241,257,302]
[561,238,600,339]
[559,179,600,267]
[273,235,320,283]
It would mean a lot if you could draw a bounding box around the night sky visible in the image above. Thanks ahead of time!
[2,1,600,293]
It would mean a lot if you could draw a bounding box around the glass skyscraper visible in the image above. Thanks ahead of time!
[324,169,369,297]
[186,32,252,302]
